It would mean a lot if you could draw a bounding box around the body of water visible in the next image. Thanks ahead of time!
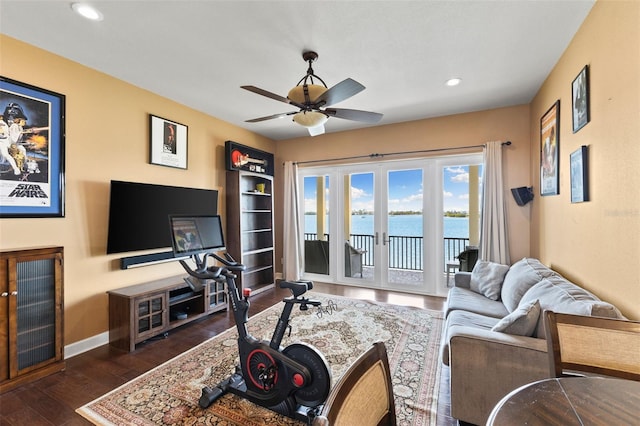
[305,214,470,269]
[305,214,469,238]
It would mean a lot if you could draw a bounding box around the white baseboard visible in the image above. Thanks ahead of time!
[64,331,109,359]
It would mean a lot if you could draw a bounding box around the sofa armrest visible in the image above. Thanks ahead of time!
[453,271,471,289]
[447,325,550,425]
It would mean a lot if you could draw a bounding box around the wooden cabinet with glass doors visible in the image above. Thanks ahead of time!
[0,246,64,393]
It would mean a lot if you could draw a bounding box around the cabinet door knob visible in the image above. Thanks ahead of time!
[11,291,18,296]
[1,292,8,297]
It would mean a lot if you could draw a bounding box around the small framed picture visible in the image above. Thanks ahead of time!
[572,65,590,133]
[0,76,66,217]
[540,100,560,196]
[149,114,187,169]
[570,145,589,203]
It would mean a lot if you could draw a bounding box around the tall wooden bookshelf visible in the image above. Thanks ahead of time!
[225,171,275,294]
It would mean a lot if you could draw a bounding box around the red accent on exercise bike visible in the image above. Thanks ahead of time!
[243,288,251,298]
[292,373,305,388]
[247,348,278,390]
[175,247,332,423]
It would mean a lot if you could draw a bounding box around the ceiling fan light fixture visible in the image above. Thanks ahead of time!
[292,111,328,128]
[287,84,327,104]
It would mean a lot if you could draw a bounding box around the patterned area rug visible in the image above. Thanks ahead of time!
[77,293,444,425]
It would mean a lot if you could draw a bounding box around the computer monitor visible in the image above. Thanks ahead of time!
[169,215,225,257]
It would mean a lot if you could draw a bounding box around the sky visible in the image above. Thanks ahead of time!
[304,164,483,214]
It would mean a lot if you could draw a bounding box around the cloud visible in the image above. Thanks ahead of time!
[443,190,453,198]
[446,166,466,174]
[351,186,367,199]
[304,198,316,213]
[451,172,470,183]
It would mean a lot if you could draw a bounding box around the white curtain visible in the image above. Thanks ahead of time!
[283,161,303,280]
[480,141,510,265]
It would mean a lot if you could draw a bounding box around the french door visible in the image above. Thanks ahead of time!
[299,154,481,295]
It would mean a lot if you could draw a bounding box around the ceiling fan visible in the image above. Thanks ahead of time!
[242,51,383,136]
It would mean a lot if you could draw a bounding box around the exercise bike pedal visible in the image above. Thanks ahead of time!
[199,386,224,409]
[199,374,246,408]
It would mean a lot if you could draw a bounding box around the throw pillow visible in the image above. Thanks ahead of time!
[492,299,541,336]
[470,260,510,300]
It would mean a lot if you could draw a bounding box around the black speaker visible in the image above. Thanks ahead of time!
[511,187,533,206]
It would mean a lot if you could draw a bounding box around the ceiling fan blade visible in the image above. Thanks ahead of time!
[245,111,297,123]
[313,78,365,107]
[241,85,304,108]
[324,108,383,123]
[308,124,325,137]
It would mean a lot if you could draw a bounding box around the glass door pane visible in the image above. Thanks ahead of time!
[385,168,424,289]
[344,172,375,283]
[303,174,330,276]
[441,160,482,287]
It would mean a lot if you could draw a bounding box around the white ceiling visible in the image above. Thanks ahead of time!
[0,1,595,141]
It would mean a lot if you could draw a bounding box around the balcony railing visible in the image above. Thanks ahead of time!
[304,233,470,271]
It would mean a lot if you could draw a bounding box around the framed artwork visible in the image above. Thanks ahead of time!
[149,114,188,169]
[225,140,274,176]
[0,76,65,218]
[540,100,560,196]
[570,145,589,203]
[572,65,590,133]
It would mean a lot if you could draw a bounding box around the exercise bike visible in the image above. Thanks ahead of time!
[178,250,332,423]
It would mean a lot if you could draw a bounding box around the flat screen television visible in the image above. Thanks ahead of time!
[106,180,218,262]
[169,215,225,257]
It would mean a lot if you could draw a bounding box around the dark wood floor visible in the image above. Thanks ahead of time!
[0,282,456,426]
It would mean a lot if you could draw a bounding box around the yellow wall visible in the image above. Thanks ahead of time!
[529,0,639,319]
[1,0,637,350]
[0,35,276,345]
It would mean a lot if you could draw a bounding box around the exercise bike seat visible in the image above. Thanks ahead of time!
[280,280,313,298]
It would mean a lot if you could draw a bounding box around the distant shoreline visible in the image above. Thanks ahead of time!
[304,211,469,218]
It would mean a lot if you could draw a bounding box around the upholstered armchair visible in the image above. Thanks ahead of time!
[345,241,366,277]
[304,239,329,274]
[457,246,478,272]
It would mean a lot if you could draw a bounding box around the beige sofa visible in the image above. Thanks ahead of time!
[441,258,623,425]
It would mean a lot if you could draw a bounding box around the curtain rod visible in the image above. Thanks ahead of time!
[292,141,511,166]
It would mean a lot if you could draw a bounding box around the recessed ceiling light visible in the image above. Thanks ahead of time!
[71,3,104,21]
[445,78,462,87]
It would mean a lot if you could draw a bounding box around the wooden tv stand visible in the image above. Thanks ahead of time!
[108,275,226,352]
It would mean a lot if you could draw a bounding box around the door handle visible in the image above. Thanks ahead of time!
[375,232,379,245]
[383,232,390,245]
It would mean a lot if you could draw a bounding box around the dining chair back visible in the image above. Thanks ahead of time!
[544,311,640,380]
[312,341,397,426]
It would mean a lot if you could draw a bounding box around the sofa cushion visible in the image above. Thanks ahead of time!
[544,275,623,318]
[491,299,541,336]
[445,287,510,319]
[470,261,510,300]
[441,309,501,364]
[501,258,557,312]
[520,277,622,338]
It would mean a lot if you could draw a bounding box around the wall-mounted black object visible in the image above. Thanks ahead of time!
[511,186,534,206]
[106,180,218,268]
[225,140,274,176]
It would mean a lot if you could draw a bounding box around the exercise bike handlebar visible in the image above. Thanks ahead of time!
[179,251,246,282]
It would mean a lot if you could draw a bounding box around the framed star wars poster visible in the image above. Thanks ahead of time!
[0,76,65,217]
